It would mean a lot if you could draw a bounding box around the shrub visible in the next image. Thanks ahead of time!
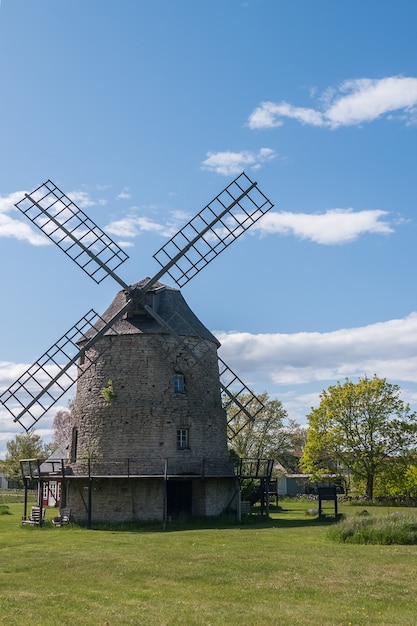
[329,511,417,545]
[101,379,116,405]
[0,504,11,515]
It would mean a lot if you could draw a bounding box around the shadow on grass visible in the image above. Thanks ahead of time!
[84,510,341,533]
[14,502,341,533]
[17,512,340,533]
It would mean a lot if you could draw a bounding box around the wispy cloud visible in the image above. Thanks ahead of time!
[0,188,100,247]
[0,188,114,247]
[0,360,73,456]
[248,76,417,130]
[105,213,178,239]
[67,190,95,209]
[0,191,396,247]
[107,206,393,246]
[254,208,393,244]
[117,188,131,200]
[0,192,48,246]
[201,148,277,175]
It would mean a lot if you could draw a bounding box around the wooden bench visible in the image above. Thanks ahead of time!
[22,506,45,526]
[52,507,71,527]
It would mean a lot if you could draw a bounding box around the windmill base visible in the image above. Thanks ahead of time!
[61,475,238,525]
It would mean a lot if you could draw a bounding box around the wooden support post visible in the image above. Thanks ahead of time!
[23,477,28,521]
[87,459,92,529]
[265,477,270,517]
[237,478,242,523]
[162,459,168,531]
[38,475,44,527]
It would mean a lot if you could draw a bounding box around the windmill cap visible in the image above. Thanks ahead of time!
[80,279,220,346]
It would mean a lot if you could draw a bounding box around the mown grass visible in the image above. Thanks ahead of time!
[1,498,417,625]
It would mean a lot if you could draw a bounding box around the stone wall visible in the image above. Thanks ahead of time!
[64,476,238,523]
[192,478,238,516]
[70,332,232,475]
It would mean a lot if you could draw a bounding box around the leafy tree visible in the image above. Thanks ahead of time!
[404,465,417,498]
[300,376,417,499]
[0,431,45,487]
[53,408,72,447]
[374,460,417,499]
[227,391,303,462]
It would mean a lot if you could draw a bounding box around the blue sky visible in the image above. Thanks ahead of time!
[1,0,417,457]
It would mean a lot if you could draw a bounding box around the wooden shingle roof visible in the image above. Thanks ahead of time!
[82,279,220,346]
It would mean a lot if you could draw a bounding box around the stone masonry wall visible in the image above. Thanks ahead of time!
[65,477,237,523]
[66,478,165,523]
[70,333,232,475]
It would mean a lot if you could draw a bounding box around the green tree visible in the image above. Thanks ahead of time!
[0,431,45,487]
[227,391,302,462]
[52,408,72,447]
[300,375,417,499]
[374,459,417,499]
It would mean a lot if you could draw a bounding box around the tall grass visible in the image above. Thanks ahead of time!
[329,510,417,544]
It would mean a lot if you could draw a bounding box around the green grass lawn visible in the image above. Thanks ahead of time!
[1,497,417,625]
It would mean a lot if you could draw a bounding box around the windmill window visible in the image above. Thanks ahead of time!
[173,374,185,393]
[177,428,190,450]
[71,427,78,462]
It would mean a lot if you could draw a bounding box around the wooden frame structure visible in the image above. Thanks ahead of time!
[317,485,338,518]
[20,456,274,527]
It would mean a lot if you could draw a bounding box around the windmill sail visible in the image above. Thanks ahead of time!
[4,172,274,436]
[15,179,129,288]
[218,358,265,438]
[152,171,273,288]
[0,306,128,431]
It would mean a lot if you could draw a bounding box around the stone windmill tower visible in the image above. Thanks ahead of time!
[1,173,273,524]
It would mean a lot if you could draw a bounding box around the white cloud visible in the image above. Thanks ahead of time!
[0,192,48,246]
[248,76,417,129]
[0,360,74,458]
[326,77,417,128]
[105,214,177,239]
[106,205,393,246]
[115,240,135,249]
[254,208,393,244]
[0,187,99,246]
[215,312,417,422]
[217,313,417,387]
[248,102,323,129]
[67,190,95,209]
[0,188,395,249]
[201,148,277,175]
[117,188,131,200]
[0,211,48,246]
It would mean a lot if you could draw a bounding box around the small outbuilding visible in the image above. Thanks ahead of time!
[39,444,69,507]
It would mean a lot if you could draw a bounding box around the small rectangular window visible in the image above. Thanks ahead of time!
[173,374,185,393]
[177,428,189,450]
[71,427,78,462]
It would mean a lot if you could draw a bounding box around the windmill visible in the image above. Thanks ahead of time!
[1,172,274,523]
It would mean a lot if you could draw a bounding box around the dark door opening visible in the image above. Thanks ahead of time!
[167,480,192,520]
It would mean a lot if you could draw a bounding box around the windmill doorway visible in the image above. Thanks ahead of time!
[167,480,192,520]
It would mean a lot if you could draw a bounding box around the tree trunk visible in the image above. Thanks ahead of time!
[366,474,374,500]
